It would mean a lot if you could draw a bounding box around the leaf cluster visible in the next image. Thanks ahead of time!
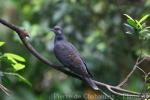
[0,41,31,87]
[124,14,150,40]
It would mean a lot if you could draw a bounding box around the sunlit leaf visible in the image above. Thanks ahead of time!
[139,14,149,23]
[124,14,134,22]
[135,20,142,29]
[11,63,25,71]
[140,29,149,34]
[2,53,26,71]
[3,72,31,86]
[146,82,150,96]
[127,19,137,28]
[4,53,26,62]
[7,57,18,64]
[0,41,5,47]
[15,73,32,86]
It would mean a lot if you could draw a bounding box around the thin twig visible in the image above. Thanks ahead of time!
[94,80,140,95]
[107,86,140,97]
[0,84,11,96]
[136,66,146,76]
[117,65,137,87]
[117,56,146,87]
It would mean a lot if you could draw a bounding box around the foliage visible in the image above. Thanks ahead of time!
[0,42,5,47]
[0,0,150,100]
[124,14,150,97]
[124,14,150,40]
[0,41,31,93]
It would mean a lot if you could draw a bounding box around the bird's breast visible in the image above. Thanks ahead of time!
[54,42,82,66]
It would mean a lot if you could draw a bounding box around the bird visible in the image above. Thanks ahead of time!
[51,26,99,90]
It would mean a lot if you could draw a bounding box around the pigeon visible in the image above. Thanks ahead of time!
[51,26,99,90]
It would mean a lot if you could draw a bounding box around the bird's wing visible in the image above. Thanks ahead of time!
[69,43,93,77]
[80,57,93,77]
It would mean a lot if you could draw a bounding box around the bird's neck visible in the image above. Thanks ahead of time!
[54,34,66,43]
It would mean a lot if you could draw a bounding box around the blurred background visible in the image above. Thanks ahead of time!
[0,0,150,100]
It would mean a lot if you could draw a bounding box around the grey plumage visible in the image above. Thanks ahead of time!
[52,26,99,90]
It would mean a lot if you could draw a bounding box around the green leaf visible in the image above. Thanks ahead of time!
[3,53,26,71]
[0,41,5,47]
[135,20,142,29]
[4,53,26,62]
[146,83,150,89]
[7,57,18,64]
[127,19,137,28]
[3,72,32,86]
[139,14,149,23]
[15,73,32,86]
[11,63,25,71]
[124,14,134,22]
[140,29,149,34]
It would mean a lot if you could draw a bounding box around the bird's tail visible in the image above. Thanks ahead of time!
[84,77,99,90]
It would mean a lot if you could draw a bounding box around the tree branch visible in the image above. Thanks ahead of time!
[0,18,149,98]
[0,84,11,96]
[117,57,147,87]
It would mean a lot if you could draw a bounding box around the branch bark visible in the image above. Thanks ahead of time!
[0,18,149,98]
[117,57,148,87]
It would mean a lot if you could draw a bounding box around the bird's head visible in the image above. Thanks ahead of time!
[50,26,63,35]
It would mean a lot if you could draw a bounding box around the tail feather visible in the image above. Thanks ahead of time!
[84,77,99,90]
